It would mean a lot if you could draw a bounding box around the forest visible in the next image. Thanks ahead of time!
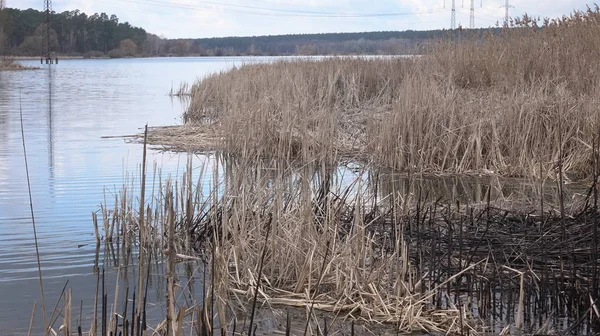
[0,7,496,57]
[0,8,148,57]
[142,29,496,56]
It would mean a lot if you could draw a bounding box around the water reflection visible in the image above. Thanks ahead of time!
[374,170,587,209]
[48,67,55,195]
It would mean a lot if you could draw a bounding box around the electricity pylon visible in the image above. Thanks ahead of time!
[43,0,53,63]
[451,0,456,29]
[502,0,513,27]
[470,0,475,28]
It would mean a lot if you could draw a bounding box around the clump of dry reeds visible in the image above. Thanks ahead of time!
[169,81,190,97]
[97,152,600,335]
[100,157,480,334]
[183,6,600,179]
[0,58,39,70]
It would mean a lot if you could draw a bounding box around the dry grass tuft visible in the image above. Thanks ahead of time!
[0,58,39,70]
[127,125,223,152]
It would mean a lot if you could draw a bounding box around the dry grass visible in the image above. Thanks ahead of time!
[0,58,39,70]
[183,6,600,179]
[98,154,600,335]
[93,6,600,335]
[100,158,480,334]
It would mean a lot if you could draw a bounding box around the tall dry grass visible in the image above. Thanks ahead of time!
[185,6,600,179]
[100,156,477,334]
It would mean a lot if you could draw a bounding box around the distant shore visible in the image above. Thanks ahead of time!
[1,53,409,61]
[4,55,108,60]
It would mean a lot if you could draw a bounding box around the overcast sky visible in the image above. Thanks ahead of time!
[7,0,597,38]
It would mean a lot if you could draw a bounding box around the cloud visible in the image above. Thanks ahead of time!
[8,0,597,38]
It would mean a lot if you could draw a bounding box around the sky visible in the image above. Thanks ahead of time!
[6,0,597,38]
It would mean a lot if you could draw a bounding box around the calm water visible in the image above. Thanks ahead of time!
[0,57,270,334]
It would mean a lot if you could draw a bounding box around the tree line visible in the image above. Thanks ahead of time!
[0,8,147,57]
[0,7,498,57]
[157,29,498,56]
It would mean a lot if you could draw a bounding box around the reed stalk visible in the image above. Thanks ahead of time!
[19,96,48,334]
[28,301,37,336]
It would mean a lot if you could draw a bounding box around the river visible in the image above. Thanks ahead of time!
[0,56,270,334]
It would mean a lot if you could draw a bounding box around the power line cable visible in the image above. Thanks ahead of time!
[110,0,446,18]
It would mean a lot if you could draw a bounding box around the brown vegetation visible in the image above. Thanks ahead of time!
[0,58,39,70]
[183,6,600,180]
[90,6,600,336]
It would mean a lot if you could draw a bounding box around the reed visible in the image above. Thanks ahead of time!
[169,81,190,97]
[0,58,39,70]
[179,6,600,179]
[89,152,600,335]
[19,96,48,334]
[84,6,600,334]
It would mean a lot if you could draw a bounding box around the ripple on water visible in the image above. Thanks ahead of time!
[0,57,256,333]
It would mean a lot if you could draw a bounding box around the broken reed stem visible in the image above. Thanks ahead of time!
[166,186,178,336]
[19,94,48,334]
[91,268,99,336]
[140,124,148,244]
[28,301,37,336]
[303,241,331,336]
[594,138,599,298]
[47,281,70,334]
[136,124,149,335]
[111,260,121,335]
[92,212,100,245]
[248,215,273,336]
[516,272,525,330]
[78,300,82,336]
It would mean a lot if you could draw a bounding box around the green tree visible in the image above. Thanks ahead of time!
[0,8,148,56]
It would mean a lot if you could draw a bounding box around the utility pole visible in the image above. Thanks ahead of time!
[43,0,55,64]
[470,0,475,28]
[451,0,456,29]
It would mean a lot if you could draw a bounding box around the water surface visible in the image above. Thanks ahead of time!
[0,57,264,333]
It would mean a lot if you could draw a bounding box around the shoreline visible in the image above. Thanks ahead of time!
[2,53,409,61]
[4,55,106,60]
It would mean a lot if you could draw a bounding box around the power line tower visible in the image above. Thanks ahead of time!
[43,0,54,64]
[470,0,475,28]
[502,0,512,27]
[451,0,456,29]
[0,0,5,10]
